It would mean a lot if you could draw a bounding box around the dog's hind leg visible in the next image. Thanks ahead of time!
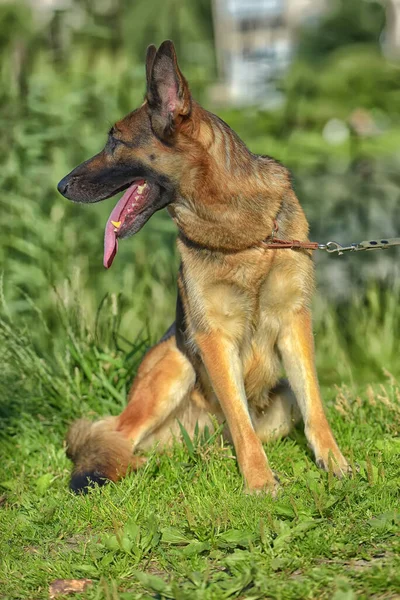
[252,379,302,443]
[118,336,196,446]
[67,333,196,493]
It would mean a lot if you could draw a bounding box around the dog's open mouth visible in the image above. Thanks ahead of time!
[104,179,151,268]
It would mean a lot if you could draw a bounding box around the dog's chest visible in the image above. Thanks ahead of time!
[182,248,313,403]
[186,249,312,336]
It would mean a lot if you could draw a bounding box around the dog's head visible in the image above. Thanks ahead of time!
[57,40,199,268]
[58,40,290,262]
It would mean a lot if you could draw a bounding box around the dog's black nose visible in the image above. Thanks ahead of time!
[57,176,69,197]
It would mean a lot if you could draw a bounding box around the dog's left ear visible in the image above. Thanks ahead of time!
[146,40,191,140]
[145,44,157,88]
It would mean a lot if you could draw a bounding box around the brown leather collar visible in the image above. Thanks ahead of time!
[179,219,318,254]
[259,219,319,251]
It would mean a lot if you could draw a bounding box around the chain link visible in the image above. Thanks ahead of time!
[320,238,400,255]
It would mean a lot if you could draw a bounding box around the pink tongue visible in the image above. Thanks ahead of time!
[103,182,141,269]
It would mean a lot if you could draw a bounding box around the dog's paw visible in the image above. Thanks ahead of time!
[244,471,280,497]
[70,470,109,494]
[315,453,352,479]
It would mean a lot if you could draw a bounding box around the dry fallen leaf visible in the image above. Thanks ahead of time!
[49,578,92,598]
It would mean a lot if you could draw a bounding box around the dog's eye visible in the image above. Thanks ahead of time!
[106,135,120,154]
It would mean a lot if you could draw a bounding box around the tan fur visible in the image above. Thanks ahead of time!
[64,41,349,492]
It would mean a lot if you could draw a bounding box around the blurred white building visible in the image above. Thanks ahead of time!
[211,0,327,106]
[384,0,400,57]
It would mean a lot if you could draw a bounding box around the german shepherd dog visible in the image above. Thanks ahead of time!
[58,41,349,494]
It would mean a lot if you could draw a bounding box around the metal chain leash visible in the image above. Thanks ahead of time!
[318,238,400,255]
[262,221,400,255]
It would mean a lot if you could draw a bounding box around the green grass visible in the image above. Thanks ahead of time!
[1,293,400,600]
[1,385,400,599]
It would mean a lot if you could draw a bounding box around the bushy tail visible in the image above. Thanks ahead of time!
[66,418,144,494]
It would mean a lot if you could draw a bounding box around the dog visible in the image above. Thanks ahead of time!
[57,40,349,494]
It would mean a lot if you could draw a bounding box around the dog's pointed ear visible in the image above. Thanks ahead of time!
[145,44,157,88]
[146,40,191,139]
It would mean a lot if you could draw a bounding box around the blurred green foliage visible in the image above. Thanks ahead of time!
[0,0,399,383]
[281,47,400,130]
[296,0,385,62]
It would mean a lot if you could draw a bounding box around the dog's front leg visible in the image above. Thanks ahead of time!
[195,331,279,494]
[278,308,349,476]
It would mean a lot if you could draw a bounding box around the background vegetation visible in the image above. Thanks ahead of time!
[0,0,400,598]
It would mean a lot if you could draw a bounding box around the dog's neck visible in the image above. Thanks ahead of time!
[170,104,294,252]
